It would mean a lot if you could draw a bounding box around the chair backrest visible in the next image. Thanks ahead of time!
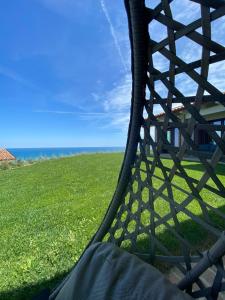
[92,0,225,298]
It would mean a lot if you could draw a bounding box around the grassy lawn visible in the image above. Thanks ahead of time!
[0,153,225,299]
[0,153,123,300]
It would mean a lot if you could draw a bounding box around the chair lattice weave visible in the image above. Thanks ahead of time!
[91,0,225,298]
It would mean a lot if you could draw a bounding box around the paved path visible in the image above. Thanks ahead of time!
[166,262,225,300]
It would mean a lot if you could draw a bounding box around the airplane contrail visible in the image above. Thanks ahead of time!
[100,0,128,73]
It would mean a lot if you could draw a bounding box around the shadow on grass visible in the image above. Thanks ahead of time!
[1,205,225,300]
[122,204,225,274]
[0,271,68,300]
[182,162,225,176]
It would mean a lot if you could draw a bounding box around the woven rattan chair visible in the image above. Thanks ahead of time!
[36,1,225,299]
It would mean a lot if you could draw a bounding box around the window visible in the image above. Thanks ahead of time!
[167,130,172,143]
[210,118,225,144]
[198,118,225,151]
[174,128,179,147]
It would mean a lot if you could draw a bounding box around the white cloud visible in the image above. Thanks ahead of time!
[103,73,132,112]
[34,109,128,118]
[34,0,225,135]
[34,110,109,116]
[208,61,225,92]
[170,0,200,25]
[35,71,132,132]
[110,113,130,130]
[54,91,85,110]
[0,65,36,89]
[34,110,77,115]
[34,108,130,132]
[102,74,131,130]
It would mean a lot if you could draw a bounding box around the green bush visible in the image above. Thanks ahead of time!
[0,161,10,170]
[0,159,36,171]
[16,160,24,167]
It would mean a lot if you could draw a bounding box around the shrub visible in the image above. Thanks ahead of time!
[16,160,24,167]
[8,161,16,168]
[0,161,10,170]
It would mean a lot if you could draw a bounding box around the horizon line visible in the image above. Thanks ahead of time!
[6,146,125,149]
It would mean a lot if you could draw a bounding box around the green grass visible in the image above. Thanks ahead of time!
[0,153,225,299]
[0,153,123,300]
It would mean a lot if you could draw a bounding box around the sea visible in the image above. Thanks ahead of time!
[8,147,125,161]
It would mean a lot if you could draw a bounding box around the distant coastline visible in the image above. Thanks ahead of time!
[8,147,125,161]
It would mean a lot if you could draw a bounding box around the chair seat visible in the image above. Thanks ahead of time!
[54,242,193,300]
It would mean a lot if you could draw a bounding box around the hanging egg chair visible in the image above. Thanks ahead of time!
[36,0,225,299]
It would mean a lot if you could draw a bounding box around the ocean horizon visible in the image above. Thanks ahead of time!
[8,147,125,161]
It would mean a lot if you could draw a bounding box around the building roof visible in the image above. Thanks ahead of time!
[154,92,225,118]
[154,105,184,118]
[0,149,16,161]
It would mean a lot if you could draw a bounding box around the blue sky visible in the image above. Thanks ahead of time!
[1,0,225,148]
[0,0,131,148]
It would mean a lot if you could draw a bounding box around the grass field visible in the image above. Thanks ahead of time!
[0,153,123,300]
[0,153,225,300]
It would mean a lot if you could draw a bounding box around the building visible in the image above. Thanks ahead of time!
[149,102,225,154]
[0,149,16,161]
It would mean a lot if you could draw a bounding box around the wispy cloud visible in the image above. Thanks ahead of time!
[0,65,36,89]
[100,0,128,73]
[170,0,200,25]
[34,109,127,117]
[34,72,132,132]
[90,73,132,131]
[109,113,130,130]
[31,0,225,138]
[34,110,77,115]
[103,74,131,112]
[208,61,225,92]
[34,110,107,115]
